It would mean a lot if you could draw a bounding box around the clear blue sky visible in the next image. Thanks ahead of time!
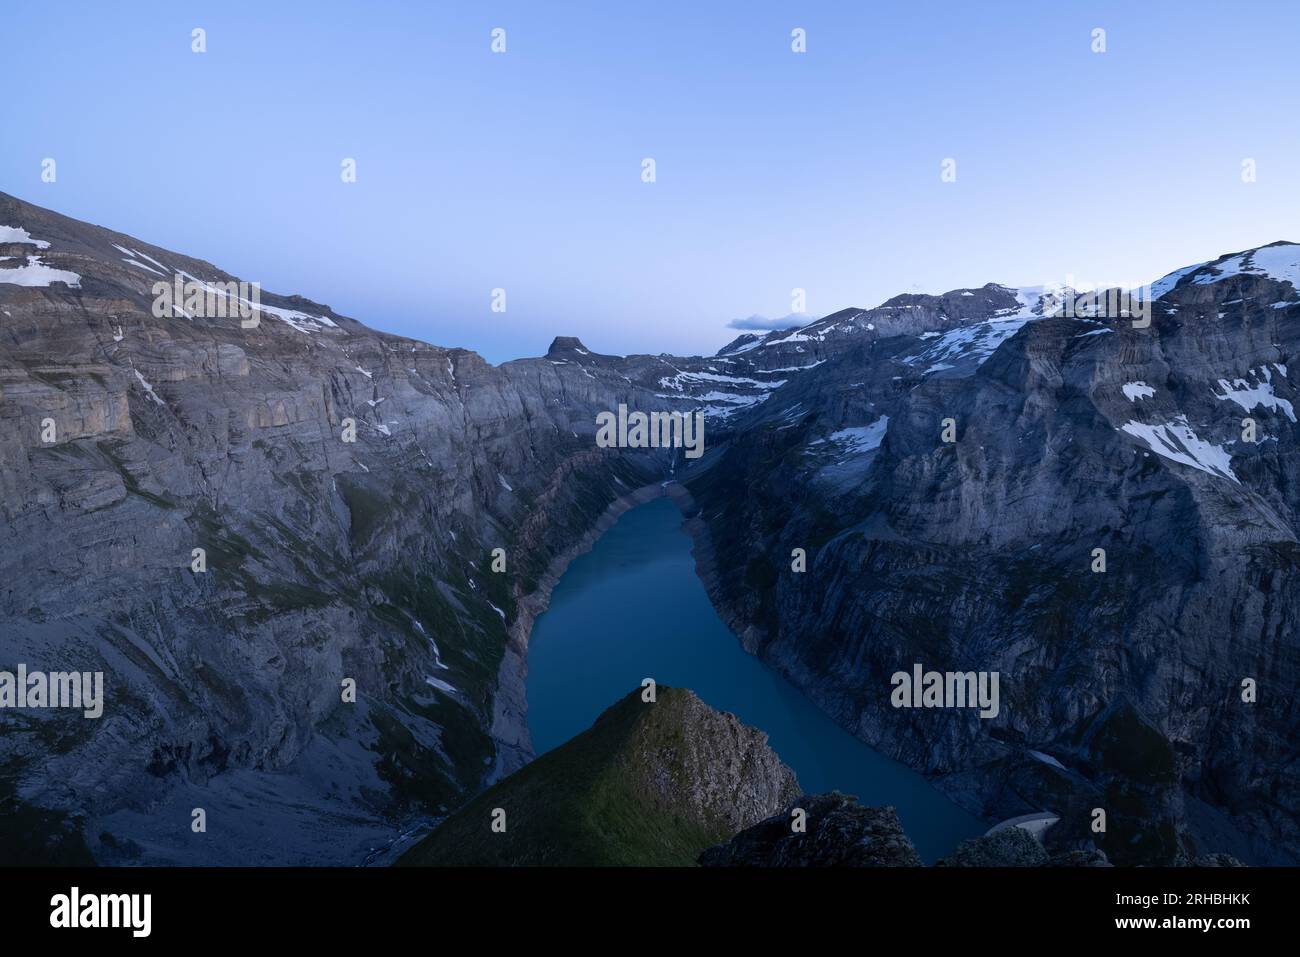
[5,1,1298,362]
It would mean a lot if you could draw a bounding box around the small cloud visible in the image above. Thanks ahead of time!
[727,312,814,331]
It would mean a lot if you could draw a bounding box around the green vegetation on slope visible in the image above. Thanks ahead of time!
[398,686,798,867]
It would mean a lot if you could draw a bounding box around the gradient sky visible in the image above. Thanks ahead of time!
[5,1,1299,362]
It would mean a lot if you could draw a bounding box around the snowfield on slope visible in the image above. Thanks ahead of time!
[0,225,81,288]
[809,416,890,456]
[1212,366,1296,422]
[1120,417,1238,483]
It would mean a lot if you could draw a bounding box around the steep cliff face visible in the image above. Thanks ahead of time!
[0,192,687,863]
[400,686,801,866]
[682,245,1300,864]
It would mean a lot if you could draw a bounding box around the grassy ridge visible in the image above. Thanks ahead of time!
[399,686,793,866]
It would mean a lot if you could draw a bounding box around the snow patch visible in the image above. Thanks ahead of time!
[1122,382,1155,402]
[1146,261,1207,299]
[1028,750,1066,771]
[904,317,1030,374]
[1120,417,1238,482]
[425,676,459,695]
[1190,245,1300,292]
[132,369,166,406]
[1212,368,1296,422]
[113,244,165,276]
[811,415,889,455]
[0,227,80,288]
[658,369,782,390]
[0,256,82,288]
[765,360,826,373]
[0,225,50,249]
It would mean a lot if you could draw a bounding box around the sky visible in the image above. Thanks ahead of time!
[4,1,1300,363]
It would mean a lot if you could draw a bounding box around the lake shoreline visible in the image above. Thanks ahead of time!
[487,480,675,783]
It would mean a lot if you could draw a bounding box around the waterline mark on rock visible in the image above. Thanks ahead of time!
[595,404,705,459]
[890,663,999,719]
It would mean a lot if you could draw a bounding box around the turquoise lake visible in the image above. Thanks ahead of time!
[525,494,987,863]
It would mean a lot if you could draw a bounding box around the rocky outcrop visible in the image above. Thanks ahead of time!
[1189,853,1246,867]
[698,793,1125,867]
[1047,848,1113,867]
[400,686,800,866]
[699,792,921,867]
[942,827,1051,867]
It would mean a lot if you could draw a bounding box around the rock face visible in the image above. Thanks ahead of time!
[2,190,1297,866]
[699,792,922,867]
[399,686,800,866]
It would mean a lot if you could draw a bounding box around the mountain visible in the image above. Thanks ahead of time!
[0,191,687,863]
[398,686,800,866]
[678,242,1300,865]
[2,188,1297,865]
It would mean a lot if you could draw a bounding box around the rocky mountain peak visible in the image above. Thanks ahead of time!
[546,335,591,357]
[716,332,763,356]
